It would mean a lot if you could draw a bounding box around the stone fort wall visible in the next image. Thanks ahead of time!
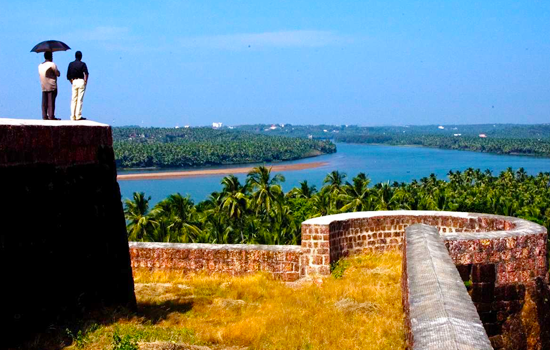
[6,118,547,348]
[0,119,135,347]
[301,211,547,284]
[129,242,302,281]
[402,224,493,349]
[302,211,549,349]
[133,211,549,348]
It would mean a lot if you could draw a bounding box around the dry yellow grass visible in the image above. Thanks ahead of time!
[60,251,404,350]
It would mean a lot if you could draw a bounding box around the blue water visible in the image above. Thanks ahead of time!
[118,143,550,205]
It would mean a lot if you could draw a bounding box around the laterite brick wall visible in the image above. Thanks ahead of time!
[304,211,549,349]
[402,224,492,349]
[0,119,135,347]
[129,242,302,281]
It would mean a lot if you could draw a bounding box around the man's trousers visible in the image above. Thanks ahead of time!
[70,79,86,120]
[41,89,57,120]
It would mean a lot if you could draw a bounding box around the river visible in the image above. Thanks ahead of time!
[118,143,550,205]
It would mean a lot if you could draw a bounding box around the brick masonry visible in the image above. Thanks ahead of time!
[402,224,492,349]
[301,211,547,283]
[0,119,136,347]
[129,242,302,282]
[6,117,546,348]
[304,210,549,349]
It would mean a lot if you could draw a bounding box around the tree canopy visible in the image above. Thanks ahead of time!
[124,167,550,246]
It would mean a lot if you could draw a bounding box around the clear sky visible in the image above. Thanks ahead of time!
[0,1,549,127]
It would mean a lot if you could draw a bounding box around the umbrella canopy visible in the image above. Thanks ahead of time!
[30,40,71,53]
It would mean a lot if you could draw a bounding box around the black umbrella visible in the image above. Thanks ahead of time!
[30,40,71,53]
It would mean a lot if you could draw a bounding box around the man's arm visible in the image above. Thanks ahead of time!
[53,63,60,77]
[83,63,89,84]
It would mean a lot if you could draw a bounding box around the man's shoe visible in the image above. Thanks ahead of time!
[76,117,87,121]
[51,118,61,120]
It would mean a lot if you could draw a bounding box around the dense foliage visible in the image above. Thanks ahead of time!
[113,127,336,168]
[124,167,550,246]
[335,134,550,157]
[236,123,550,157]
[112,124,550,169]
[235,123,550,140]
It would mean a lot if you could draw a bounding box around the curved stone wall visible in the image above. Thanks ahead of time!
[402,224,493,349]
[301,210,547,285]
[302,210,549,348]
[129,210,548,348]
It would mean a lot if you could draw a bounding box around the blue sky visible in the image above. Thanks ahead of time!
[0,1,549,127]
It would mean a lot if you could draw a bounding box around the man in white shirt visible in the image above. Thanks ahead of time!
[38,51,61,120]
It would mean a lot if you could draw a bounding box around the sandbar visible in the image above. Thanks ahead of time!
[117,161,328,181]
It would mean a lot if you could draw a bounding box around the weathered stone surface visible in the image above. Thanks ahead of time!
[403,224,492,349]
[303,211,548,348]
[129,242,302,281]
[302,211,548,284]
[0,119,135,347]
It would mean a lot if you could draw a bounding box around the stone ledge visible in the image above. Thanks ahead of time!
[0,118,114,167]
[129,242,302,281]
[304,210,544,240]
[129,242,301,252]
[404,224,492,349]
[0,117,109,127]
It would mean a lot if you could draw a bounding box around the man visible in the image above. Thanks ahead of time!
[67,51,89,121]
[38,51,60,120]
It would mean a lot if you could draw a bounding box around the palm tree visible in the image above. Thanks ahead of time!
[247,166,285,215]
[312,187,334,217]
[287,180,317,199]
[339,173,372,212]
[373,181,393,210]
[324,170,346,194]
[124,192,155,241]
[153,193,202,243]
[220,175,248,220]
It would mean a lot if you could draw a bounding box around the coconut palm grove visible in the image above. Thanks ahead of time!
[124,166,550,246]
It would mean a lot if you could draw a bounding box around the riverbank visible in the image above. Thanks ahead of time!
[117,161,328,181]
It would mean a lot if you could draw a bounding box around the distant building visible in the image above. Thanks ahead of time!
[175,125,179,129]
[184,125,190,128]
[323,129,328,132]
[269,125,277,130]
[438,126,445,129]
[479,134,487,138]
[212,122,223,129]
[453,133,462,137]
[308,134,313,139]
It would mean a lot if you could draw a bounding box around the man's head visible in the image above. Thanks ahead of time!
[75,51,82,60]
[44,51,52,61]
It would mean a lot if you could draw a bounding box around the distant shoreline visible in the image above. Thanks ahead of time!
[117,161,328,181]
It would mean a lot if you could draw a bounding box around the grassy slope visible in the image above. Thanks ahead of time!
[54,251,404,350]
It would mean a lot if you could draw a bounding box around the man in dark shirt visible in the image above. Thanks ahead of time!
[66,51,89,121]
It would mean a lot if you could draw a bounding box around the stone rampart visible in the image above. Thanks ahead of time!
[402,224,492,349]
[301,211,547,283]
[0,119,135,347]
[129,242,302,281]
[303,210,549,349]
